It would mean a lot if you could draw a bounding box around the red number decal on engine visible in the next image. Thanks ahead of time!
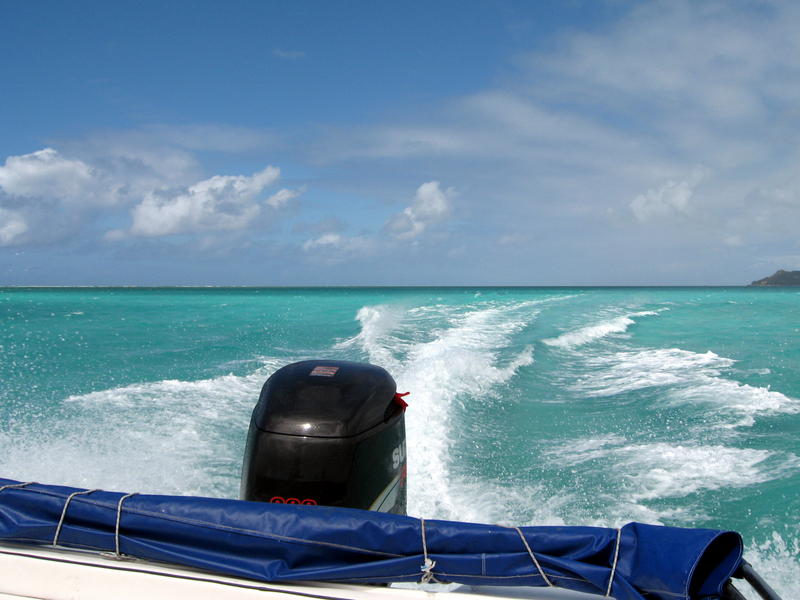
[269,496,317,505]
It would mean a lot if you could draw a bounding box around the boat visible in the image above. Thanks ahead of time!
[0,360,783,600]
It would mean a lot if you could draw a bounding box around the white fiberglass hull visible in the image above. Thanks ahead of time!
[0,543,598,600]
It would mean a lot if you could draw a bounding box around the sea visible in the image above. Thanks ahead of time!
[0,287,797,596]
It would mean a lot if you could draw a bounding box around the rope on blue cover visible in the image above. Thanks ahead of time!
[53,489,98,546]
[514,527,554,587]
[114,492,138,558]
[419,518,441,584]
[0,481,36,493]
[605,527,622,597]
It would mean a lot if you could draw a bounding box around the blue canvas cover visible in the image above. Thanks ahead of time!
[0,478,741,600]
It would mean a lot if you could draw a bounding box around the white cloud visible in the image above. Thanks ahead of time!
[385,181,454,239]
[0,148,124,246]
[266,187,303,209]
[57,125,274,198]
[0,148,115,206]
[309,1,800,281]
[303,232,346,251]
[528,3,782,121]
[125,166,281,237]
[0,137,301,248]
[5,3,800,284]
[630,171,704,223]
[302,233,373,263]
[0,208,28,246]
[299,181,456,259]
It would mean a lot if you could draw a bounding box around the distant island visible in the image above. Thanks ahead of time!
[750,270,800,286]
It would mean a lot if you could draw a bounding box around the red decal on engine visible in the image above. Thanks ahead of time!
[310,365,339,377]
[270,496,317,505]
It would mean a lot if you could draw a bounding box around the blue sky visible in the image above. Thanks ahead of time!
[2,0,799,285]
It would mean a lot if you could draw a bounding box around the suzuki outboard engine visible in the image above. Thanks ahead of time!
[241,360,407,514]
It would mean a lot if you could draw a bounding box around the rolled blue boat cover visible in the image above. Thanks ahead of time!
[0,478,741,600]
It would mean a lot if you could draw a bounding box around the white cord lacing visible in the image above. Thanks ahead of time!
[605,527,622,598]
[114,493,138,558]
[0,481,36,493]
[53,489,98,546]
[419,518,441,583]
[514,527,554,587]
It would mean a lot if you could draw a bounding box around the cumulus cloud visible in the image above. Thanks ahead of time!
[0,148,115,206]
[385,181,454,239]
[123,166,281,237]
[0,148,124,246]
[299,181,454,262]
[0,139,303,248]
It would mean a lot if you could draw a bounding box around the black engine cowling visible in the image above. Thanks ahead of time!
[240,360,406,514]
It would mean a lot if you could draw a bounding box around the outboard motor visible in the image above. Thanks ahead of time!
[241,360,407,514]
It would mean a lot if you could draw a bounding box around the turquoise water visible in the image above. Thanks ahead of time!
[1,287,798,596]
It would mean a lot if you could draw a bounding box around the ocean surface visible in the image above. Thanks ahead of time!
[0,287,797,596]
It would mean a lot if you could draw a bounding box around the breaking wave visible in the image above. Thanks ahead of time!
[542,310,664,349]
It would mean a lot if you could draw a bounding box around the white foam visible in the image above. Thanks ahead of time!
[573,347,800,427]
[575,348,734,397]
[742,531,800,599]
[435,479,569,527]
[348,300,541,520]
[741,367,772,376]
[545,434,627,466]
[547,436,800,531]
[543,316,634,348]
[335,304,407,367]
[614,443,793,501]
[669,378,800,421]
[0,358,286,497]
[545,437,788,500]
[542,309,663,349]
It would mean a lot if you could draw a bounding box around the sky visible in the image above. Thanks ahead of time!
[1,0,799,285]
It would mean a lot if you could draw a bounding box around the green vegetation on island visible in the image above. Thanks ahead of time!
[750,270,800,286]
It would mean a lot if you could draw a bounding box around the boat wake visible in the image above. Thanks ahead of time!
[339,300,543,522]
[542,309,666,349]
[0,358,286,497]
